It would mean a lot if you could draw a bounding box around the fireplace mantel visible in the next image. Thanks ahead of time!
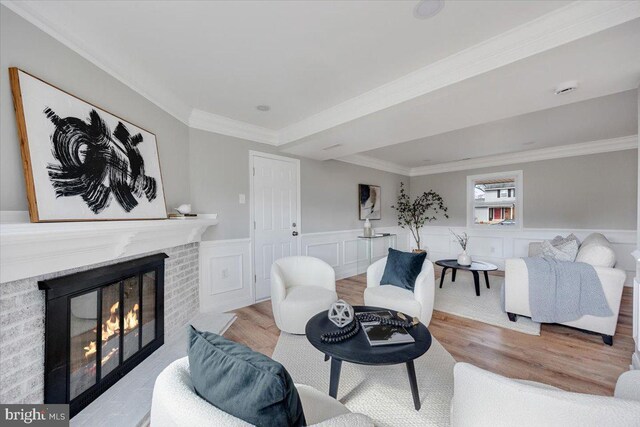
[0,211,217,283]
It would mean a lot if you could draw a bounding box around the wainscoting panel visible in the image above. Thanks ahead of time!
[305,242,340,268]
[301,227,410,280]
[417,227,636,285]
[199,239,253,313]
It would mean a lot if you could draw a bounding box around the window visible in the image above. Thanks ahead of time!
[467,171,523,228]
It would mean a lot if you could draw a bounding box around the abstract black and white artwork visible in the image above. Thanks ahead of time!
[359,184,381,220]
[10,68,167,222]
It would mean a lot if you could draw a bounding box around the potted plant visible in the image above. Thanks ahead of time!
[450,229,471,266]
[391,182,448,253]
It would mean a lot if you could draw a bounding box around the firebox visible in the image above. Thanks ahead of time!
[39,254,167,417]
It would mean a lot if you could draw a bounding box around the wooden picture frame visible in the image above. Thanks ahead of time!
[358,184,381,220]
[9,68,168,222]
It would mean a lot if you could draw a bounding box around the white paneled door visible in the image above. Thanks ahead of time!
[251,153,300,301]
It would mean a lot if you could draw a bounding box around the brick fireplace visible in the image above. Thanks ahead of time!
[0,215,217,412]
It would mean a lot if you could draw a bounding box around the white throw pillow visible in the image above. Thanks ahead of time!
[540,239,579,262]
[575,244,616,268]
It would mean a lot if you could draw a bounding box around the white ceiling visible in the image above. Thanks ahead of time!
[3,0,571,128]
[281,18,640,159]
[361,89,638,168]
[4,0,639,169]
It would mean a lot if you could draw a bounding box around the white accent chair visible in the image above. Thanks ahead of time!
[504,233,627,345]
[271,256,338,334]
[151,357,374,427]
[363,256,435,325]
[451,362,640,427]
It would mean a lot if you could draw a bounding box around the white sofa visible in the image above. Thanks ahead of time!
[271,256,338,334]
[451,362,640,427]
[150,357,374,427]
[364,256,435,325]
[504,233,627,345]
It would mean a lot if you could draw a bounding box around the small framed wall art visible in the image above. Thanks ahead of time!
[358,184,381,220]
[9,68,167,222]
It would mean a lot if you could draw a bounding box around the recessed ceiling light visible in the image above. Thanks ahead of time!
[322,143,342,151]
[523,141,536,146]
[256,105,270,111]
[414,0,444,19]
[554,81,578,95]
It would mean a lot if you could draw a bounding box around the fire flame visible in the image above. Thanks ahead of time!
[84,302,139,359]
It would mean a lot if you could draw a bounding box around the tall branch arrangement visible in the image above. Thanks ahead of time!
[391,182,448,250]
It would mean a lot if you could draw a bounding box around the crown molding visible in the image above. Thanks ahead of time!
[2,0,638,149]
[337,154,412,176]
[189,109,279,145]
[1,0,193,124]
[278,1,640,144]
[408,135,638,177]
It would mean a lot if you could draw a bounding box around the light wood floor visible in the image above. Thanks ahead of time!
[224,268,634,396]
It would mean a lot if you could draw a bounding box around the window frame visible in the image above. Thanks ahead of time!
[467,170,523,230]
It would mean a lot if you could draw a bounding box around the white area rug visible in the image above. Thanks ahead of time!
[273,332,455,426]
[435,272,540,335]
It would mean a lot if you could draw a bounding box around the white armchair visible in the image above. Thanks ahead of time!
[271,256,338,334]
[451,362,640,427]
[363,256,435,325]
[504,233,627,345]
[151,357,374,427]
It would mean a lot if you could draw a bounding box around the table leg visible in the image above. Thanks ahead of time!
[472,271,480,296]
[406,360,421,411]
[329,357,342,399]
[484,271,490,289]
[451,268,457,282]
[439,267,448,288]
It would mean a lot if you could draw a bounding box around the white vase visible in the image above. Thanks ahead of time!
[457,250,472,266]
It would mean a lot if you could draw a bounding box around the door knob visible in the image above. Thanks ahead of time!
[292,231,299,236]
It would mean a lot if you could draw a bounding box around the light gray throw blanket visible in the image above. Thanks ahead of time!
[523,257,612,323]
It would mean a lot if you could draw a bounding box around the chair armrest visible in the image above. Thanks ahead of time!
[614,370,640,402]
[413,260,435,326]
[593,266,627,318]
[270,264,287,304]
[504,258,531,316]
[366,257,387,288]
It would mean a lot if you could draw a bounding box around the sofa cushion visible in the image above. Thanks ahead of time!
[379,248,426,291]
[364,285,422,319]
[576,244,616,268]
[187,326,305,427]
[581,232,611,248]
[575,232,616,268]
[540,239,579,262]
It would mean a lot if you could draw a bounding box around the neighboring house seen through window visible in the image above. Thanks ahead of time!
[467,171,523,228]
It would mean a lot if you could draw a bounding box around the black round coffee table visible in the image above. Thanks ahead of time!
[435,259,498,296]
[305,305,432,410]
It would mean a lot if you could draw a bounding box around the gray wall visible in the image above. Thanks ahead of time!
[0,6,191,211]
[410,149,638,230]
[189,129,405,240]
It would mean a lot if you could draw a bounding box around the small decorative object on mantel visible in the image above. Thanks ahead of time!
[392,182,448,253]
[176,204,192,215]
[9,68,167,222]
[450,229,472,266]
[328,300,354,327]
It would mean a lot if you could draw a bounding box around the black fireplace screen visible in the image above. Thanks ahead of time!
[39,254,166,417]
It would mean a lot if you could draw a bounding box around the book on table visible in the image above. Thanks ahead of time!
[359,310,415,346]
